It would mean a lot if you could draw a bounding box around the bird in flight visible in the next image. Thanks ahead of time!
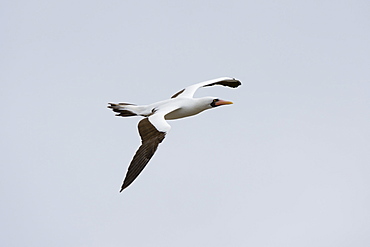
[108,77,242,192]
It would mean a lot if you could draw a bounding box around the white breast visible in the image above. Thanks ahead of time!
[164,98,211,120]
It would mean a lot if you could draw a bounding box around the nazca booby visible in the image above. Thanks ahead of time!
[108,77,241,192]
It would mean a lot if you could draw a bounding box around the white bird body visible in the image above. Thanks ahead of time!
[164,97,215,120]
[108,77,242,191]
[124,97,214,119]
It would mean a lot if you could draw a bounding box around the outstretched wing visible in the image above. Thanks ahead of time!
[171,77,241,99]
[120,105,180,192]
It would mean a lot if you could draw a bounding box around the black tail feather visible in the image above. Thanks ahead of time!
[108,103,137,117]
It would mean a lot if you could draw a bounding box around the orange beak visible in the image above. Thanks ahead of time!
[215,100,233,106]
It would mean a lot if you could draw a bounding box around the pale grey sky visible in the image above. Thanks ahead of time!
[1,0,370,246]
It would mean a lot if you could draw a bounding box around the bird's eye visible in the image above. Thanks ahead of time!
[210,99,219,107]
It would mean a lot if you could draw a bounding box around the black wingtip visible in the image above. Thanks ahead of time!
[120,182,129,192]
[120,185,128,192]
[227,78,242,88]
[203,78,242,88]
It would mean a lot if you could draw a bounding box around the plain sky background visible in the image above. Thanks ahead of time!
[1,0,370,246]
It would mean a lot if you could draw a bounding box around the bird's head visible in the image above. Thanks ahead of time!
[195,97,234,112]
[210,98,233,107]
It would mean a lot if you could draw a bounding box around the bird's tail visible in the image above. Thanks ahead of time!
[108,103,150,117]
